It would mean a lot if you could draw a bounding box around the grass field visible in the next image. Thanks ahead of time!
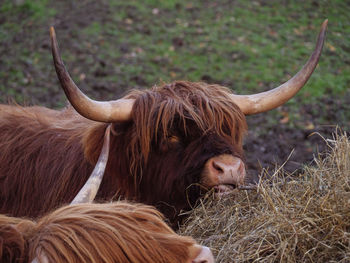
[1,0,349,104]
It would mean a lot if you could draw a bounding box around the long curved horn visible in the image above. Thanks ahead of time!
[231,19,328,115]
[50,27,134,122]
[70,124,111,204]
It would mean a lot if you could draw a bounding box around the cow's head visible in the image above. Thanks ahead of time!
[22,203,214,263]
[49,20,327,219]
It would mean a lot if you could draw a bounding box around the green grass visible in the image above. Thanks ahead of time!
[0,0,56,23]
[95,0,350,97]
[0,0,349,108]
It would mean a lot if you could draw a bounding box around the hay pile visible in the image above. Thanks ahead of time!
[179,133,350,262]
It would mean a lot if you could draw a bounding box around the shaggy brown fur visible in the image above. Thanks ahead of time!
[0,81,247,223]
[0,202,198,263]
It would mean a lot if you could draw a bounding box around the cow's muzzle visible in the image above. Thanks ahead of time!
[201,154,246,196]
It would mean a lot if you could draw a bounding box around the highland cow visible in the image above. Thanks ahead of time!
[0,202,214,263]
[0,20,327,224]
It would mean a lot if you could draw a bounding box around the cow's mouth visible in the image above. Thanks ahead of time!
[213,183,258,197]
[214,184,237,195]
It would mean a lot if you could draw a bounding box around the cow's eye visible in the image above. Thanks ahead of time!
[158,135,181,153]
[168,135,180,143]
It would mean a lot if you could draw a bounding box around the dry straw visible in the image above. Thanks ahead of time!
[179,132,350,262]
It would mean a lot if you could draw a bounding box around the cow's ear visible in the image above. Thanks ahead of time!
[0,215,34,263]
[82,124,107,165]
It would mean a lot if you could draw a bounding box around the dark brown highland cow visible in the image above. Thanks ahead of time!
[0,20,327,224]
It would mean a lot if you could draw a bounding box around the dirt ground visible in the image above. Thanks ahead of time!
[1,0,349,181]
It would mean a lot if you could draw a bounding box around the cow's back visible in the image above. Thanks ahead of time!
[0,105,94,218]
